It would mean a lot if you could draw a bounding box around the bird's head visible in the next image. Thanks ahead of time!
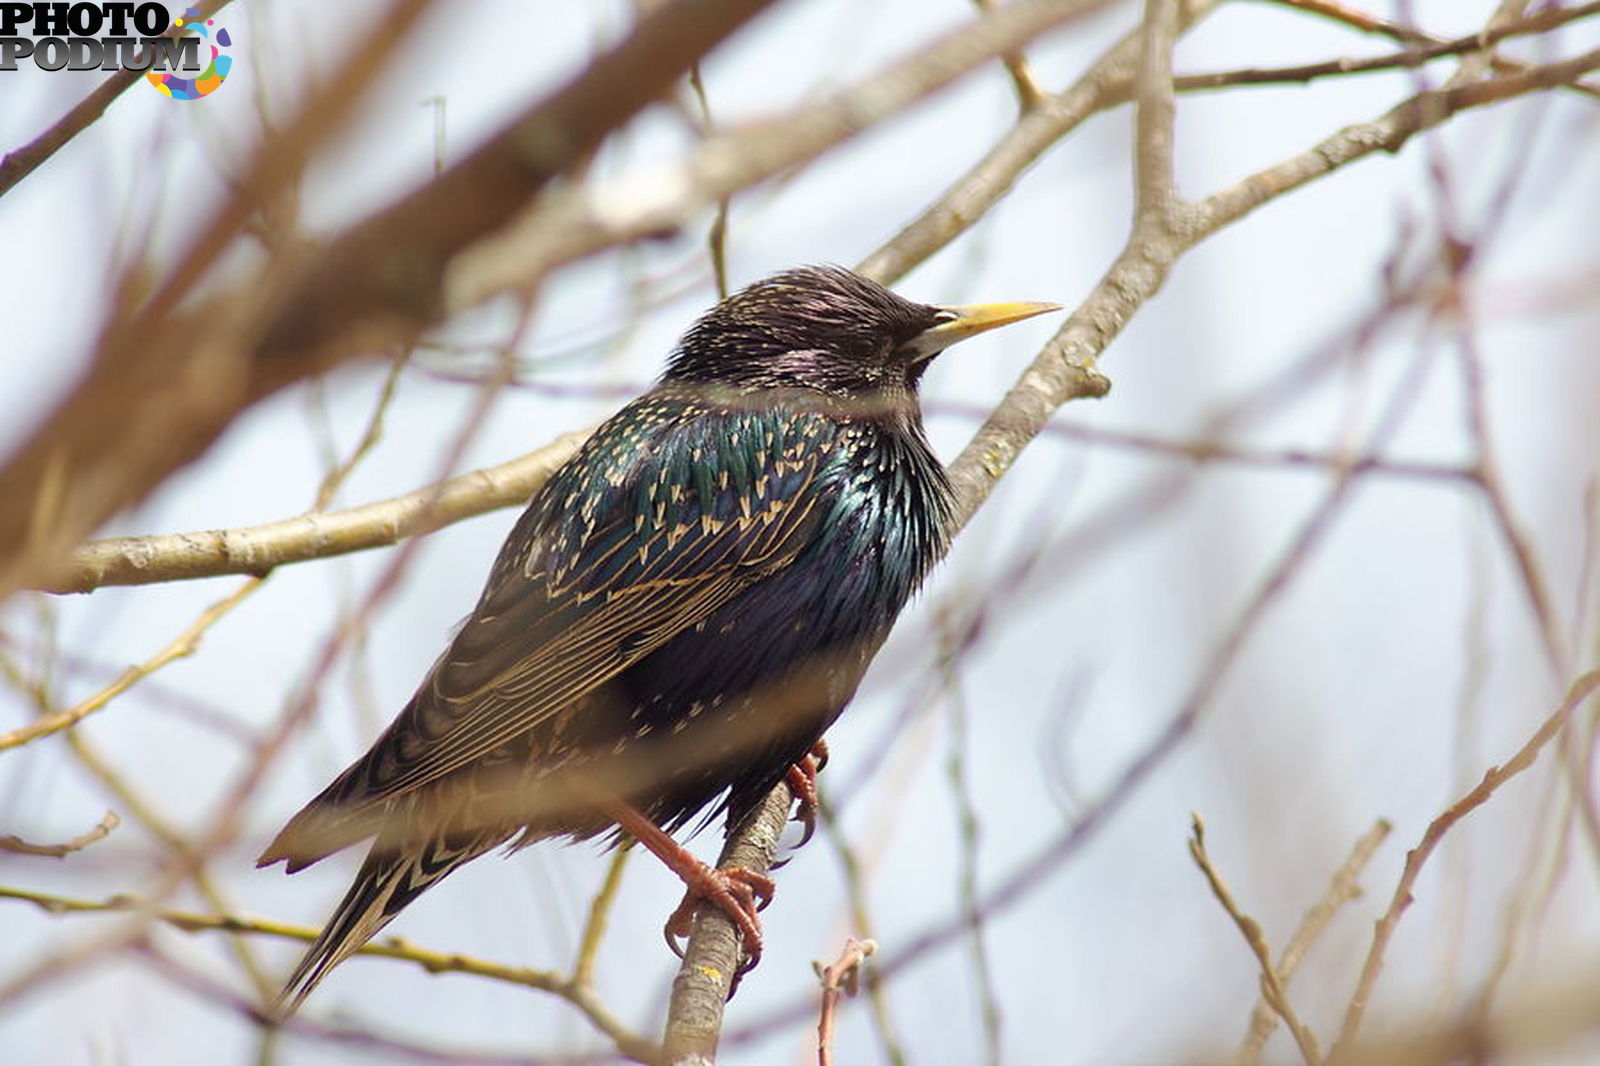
[663,266,1059,409]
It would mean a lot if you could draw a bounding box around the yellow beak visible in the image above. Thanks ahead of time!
[903,301,1063,360]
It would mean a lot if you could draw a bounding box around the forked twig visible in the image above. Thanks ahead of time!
[1189,814,1324,1066]
[816,937,878,1066]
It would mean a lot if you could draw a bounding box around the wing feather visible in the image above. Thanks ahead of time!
[261,397,836,866]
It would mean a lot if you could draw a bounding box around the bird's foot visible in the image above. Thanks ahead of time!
[785,739,830,846]
[664,864,775,972]
[600,797,774,973]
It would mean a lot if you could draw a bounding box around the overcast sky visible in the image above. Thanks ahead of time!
[4,2,1600,1064]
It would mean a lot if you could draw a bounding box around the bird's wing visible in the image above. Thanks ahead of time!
[262,402,835,865]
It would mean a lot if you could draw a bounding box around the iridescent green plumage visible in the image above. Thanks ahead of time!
[260,266,1057,1010]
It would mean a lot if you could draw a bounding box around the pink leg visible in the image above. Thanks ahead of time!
[602,799,774,971]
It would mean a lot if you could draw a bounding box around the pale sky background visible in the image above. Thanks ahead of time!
[3,2,1600,1064]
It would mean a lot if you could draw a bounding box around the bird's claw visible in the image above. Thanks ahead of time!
[785,739,830,846]
[664,864,776,975]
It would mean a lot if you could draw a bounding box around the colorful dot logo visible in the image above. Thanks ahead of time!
[146,8,231,100]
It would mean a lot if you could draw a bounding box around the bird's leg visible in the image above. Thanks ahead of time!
[600,799,774,970]
[784,739,830,845]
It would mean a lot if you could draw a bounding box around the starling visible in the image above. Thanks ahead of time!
[259,265,1058,1011]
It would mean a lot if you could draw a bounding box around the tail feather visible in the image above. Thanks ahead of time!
[258,790,389,874]
[273,830,507,1016]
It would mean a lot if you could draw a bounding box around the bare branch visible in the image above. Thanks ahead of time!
[0,883,657,1061]
[662,783,793,1064]
[43,431,588,594]
[1189,813,1325,1066]
[0,811,120,858]
[1237,819,1393,1066]
[0,0,781,601]
[1331,669,1600,1057]
[815,937,877,1066]
[859,0,1224,285]
[0,578,262,749]
[1177,2,1600,93]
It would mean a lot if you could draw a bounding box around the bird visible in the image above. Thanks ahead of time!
[258,265,1059,1013]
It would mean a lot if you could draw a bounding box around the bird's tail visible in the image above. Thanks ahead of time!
[273,828,507,1017]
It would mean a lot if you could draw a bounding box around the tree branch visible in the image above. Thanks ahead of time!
[0,811,119,858]
[662,783,793,1064]
[1331,669,1600,1058]
[0,0,782,601]
[0,883,657,1061]
[41,431,588,594]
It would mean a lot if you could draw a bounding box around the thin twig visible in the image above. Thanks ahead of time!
[937,612,1003,1066]
[573,848,631,990]
[0,578,263,749]
[0,810,120,858]
[1236,819,1392,1066]
[815,937,877,1066]
[0,884,658,1061]
[1178,2,1600,92]
[1189,814,1324,1066]
[1331,669,1600,1059]
[973,0,1049,109]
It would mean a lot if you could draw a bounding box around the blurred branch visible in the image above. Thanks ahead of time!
[1327,962,1600,1066]
[1331,669,1600,1059]
[139,940,641,1066]
[937,611,1003,1066]
[574,848,631,990]
[0,810,119,858]
[0,577,262,748]
[0,883,658,1062]
[1189,813,1324,1066]
[1237,819,1392,1066]
[0,0,780,601]
[973,0,1048,110]
[448,0,1114,308]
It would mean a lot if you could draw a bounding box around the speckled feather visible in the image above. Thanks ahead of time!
[260,267,958,1009]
